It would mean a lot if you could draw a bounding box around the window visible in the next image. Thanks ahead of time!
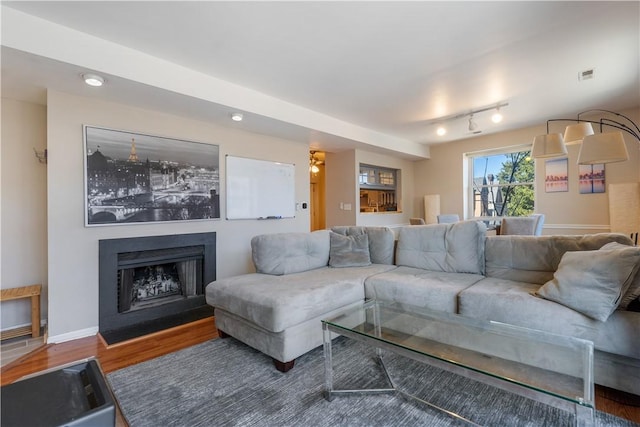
[359,164,399,213]
[468,147,534,219]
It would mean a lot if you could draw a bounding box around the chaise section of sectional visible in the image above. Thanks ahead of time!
[205,227,397,372]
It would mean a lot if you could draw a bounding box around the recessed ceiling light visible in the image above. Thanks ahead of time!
[436,126,446,136]
[82,73,104,87]
[231,113,243,122]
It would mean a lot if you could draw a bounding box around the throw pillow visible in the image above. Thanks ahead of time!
[600,242,640,309]
[329,232,371,268]
[536,247,640,321]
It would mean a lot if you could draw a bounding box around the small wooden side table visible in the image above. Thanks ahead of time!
[0,284,42,339]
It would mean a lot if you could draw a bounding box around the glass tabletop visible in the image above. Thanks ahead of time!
[322,300,594,408]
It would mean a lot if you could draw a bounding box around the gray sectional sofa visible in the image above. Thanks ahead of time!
[206,226,397,372]
[206,221,640,395]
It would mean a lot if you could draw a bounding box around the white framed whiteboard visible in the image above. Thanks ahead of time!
[226,155,296,219]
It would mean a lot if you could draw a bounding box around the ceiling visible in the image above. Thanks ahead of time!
[2,1,639,159]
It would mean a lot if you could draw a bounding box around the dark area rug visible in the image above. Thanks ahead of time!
[107,337,638,426]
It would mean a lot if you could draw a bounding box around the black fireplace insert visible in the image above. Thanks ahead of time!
[99,232,215,344]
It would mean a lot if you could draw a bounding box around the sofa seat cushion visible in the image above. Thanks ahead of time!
[206,264,396,333]
[364,266,484,313]
[458,278,640,359]
[396,220,486,274]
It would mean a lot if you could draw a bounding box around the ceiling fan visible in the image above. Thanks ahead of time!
[309,150,324,174]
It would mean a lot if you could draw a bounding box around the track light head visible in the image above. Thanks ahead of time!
[468,115,478,131]
[491,108,503,123]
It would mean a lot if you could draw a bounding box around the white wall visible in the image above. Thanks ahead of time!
[45,90,311,342]
[1,99,48,331]
[414,107,640,234]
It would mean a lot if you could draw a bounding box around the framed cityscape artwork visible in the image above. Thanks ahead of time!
[84,126,220,226]
[579,163,605,194]
[544,158,568,193]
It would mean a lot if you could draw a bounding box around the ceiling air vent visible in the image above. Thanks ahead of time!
[579,69,595,81]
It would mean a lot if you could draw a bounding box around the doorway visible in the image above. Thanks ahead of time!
[310,151,326,231]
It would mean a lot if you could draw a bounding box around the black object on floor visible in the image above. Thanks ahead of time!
[1,359,115,427]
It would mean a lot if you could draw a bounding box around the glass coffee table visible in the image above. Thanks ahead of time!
[322,300,595,426]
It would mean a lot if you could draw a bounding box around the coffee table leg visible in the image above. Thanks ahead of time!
[575,403,594,427]
[373,302,383,357]
[323,322,334,401]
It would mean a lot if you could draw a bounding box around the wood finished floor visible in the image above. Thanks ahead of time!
[1,316,639,425]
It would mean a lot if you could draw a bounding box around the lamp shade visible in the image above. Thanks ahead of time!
[563,122,594,143]
[531,133,567,158]
[577,131,629,164]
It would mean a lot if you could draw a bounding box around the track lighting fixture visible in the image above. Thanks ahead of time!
[431,102,508,137]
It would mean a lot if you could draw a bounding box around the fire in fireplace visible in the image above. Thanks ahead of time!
[99,233,216,344]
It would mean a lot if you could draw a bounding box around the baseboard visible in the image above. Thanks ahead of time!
[47,326,98,344]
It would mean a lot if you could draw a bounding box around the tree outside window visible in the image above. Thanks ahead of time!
[472,149,534,219]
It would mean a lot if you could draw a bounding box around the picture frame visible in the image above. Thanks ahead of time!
[579,163,605,194]
[84,126,220,226]
[544,158,568,193]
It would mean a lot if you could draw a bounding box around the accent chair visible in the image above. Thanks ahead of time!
[437,214,460,224]
[500,214,545,236]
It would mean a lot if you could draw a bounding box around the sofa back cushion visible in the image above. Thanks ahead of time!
[331,226,395,265]
[252,230,329,275]
[485,233,634,284]
[396,220,486,274]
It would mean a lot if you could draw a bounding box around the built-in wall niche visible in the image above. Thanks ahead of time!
[359,164,400,213]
